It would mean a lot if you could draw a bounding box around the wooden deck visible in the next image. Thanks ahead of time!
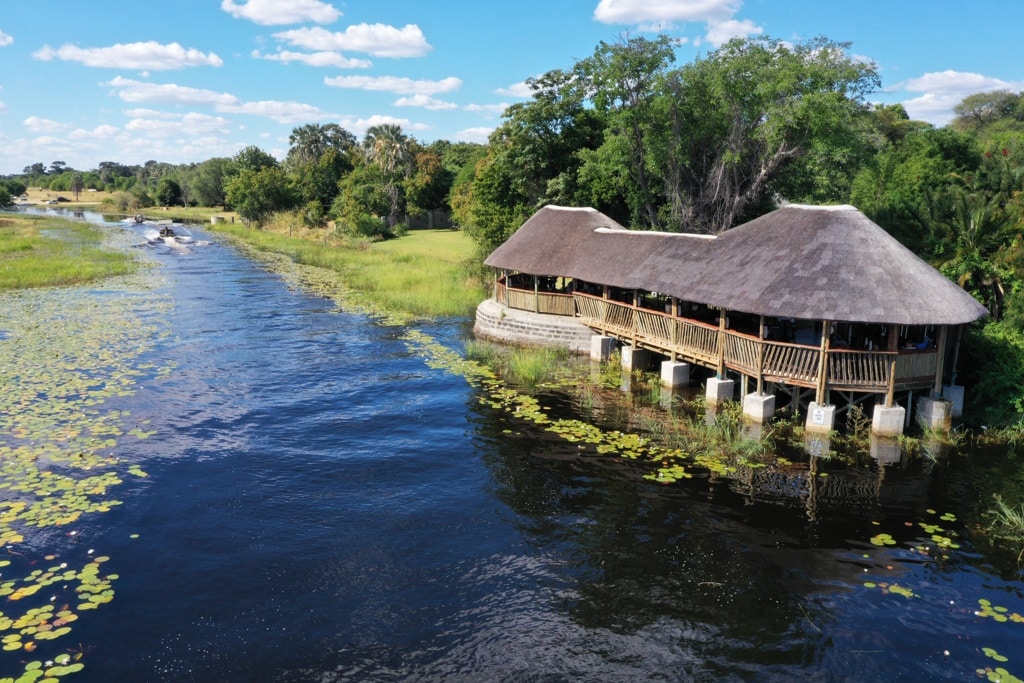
[573,293,938,395]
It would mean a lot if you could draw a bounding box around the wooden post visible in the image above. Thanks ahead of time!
[716,308,727,378]
[756,315,766,395]
[670,297,679,360]
[815,320,831,405]
[932,325,949,397]
[885,323,898,407]
[503,270,510,308]
[533,275,539,313]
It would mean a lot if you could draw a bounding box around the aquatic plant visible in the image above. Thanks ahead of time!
[0,271,170,680]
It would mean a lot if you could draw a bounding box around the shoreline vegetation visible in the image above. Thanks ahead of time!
[0,213,137,290]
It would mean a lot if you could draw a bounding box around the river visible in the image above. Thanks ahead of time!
[1,209,1023,682]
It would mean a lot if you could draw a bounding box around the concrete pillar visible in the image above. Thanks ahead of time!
[660,361,690,388]
[706,377,735,405]
[916,396,952,432]
[872,403,906,437]
[805,401,836,434]
[590,335,615,362]
[743,392,776,423]
[621,345,652,372]
[805,433,831,457]
[942,384,965,418]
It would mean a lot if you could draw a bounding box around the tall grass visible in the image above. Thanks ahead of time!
[208,222,484,320]
[0,215,136,291]
[465,340,572,388]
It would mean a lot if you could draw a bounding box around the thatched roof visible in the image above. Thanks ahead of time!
[484,204,988,326]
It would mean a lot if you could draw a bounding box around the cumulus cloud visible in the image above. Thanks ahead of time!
[104,76,239,106]
[496,81,533,98]
[893,70,1024,125]
[217,100,330,124]
[125,111,233,138]
[593,0,762,46]
[23,116,67,134]
[393,94,458,110]
[253,49,371,68]
[273,23,431,58]
[67,124,123,140]
[704,18,762,46]
[454,127,493,144]
[33,41,222,70]
[221,0,341,25]
[594,0,738,25]
[464,102,509,116]
[324,74,461,95]
[333,113,427,134]
[0,27,12,47]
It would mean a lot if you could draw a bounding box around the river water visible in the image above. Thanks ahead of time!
[3,210,1024,682]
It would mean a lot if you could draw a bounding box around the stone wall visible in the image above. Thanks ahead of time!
[473,299,593,354]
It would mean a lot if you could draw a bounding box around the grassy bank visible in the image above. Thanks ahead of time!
[0,214,137,291]
[207,221,485,321]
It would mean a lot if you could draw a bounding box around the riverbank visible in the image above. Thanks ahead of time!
[206,221,485,323]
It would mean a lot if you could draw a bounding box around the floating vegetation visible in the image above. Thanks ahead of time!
[0,272,172,680]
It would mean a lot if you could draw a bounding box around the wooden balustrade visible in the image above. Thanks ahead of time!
[494,281,576,316]
[570,293,940,393]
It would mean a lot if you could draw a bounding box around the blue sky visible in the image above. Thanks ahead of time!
[1,0,1022,175]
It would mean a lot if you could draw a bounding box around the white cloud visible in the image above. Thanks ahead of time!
[893,70,1024,125]
[496,81,533,98]
[326,114,429,134]
[67,124,122,140]
[125,112,233,138]
[104,77,240,106]
[594,0,738,25]
[0,27,12,47]
[221,0,341,25]
[465,102,509,116]
[393,94,458,110]
[454,127,493,144]
[0,101,6,113]
[253,49,371,68]
[704,18,762,46]
[324,74,461,95]
[33,41,222,70]
[273,23,431,58]
[217,100,330,124]
[23,116,67,134]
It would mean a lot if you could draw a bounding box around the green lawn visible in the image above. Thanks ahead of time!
[207,223,487,321]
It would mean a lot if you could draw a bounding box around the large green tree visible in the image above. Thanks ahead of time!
[224,166,294,228]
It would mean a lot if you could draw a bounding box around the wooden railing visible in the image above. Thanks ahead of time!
[572,294,937,393]
[495,282,576,316]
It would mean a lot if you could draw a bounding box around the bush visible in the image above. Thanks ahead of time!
[960,321,1024,427]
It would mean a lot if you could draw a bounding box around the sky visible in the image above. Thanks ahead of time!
[1,0,1023,175]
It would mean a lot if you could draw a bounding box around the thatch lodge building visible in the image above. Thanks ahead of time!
[474,204,988,435]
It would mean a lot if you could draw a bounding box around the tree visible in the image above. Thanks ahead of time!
[650,36,880,233]
[49,161,67,175]
[191,157,231,207]
[155,177,183,206]
[953,90,1021,133]
[362,124,413,227]
[331,159,393,238]
[224,166,294,228]
[287,123,356,167]
[230,146,279,174]
[71,173,84,201]
[574,35,677,228]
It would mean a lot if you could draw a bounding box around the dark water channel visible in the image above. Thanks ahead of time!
[4,210,1024,681]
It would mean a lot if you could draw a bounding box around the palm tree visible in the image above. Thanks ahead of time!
[288,123,356,166]
[362,124,413,226]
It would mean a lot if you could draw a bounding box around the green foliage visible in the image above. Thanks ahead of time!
[224,166,295,228]
[960,322,1024,427]
[154,177,183,206]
